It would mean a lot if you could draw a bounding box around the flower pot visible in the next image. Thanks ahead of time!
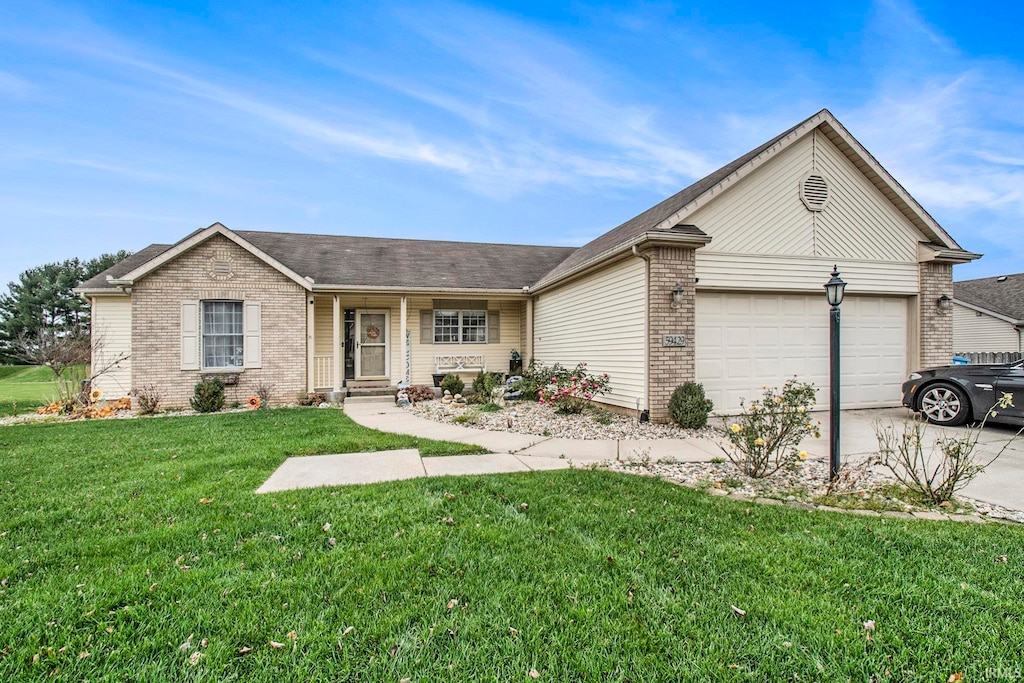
[432,373,446,388]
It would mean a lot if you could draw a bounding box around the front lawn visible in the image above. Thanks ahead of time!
[0,410,1021,681]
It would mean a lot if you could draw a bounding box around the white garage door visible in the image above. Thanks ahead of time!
[696,292,908,413]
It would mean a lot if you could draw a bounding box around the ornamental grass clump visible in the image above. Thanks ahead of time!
[719,379,820,478]
[538,362,610,414]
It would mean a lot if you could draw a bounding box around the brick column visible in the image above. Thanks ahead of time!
[919,261,953,368]
[647,246,696,422]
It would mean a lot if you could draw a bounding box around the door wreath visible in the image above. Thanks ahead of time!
[365,325,381,340]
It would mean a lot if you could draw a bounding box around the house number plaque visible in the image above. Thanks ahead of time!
[663,334,687,347]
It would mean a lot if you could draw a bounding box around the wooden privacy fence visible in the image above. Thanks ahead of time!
[955,351,1023,364]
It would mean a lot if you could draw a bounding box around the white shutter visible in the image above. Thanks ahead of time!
[181,301,200,370]
[243,301,262,369]
[488,311,500,343]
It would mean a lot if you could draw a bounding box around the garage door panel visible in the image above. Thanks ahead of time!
[696,293,908,413]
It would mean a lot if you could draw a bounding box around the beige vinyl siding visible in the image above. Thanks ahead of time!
[688,129,923,294]
[313,295,522,386]
[953,303,1021,353]
[409,297,522,386]
[533,258,646,409]
[91,295,132,398]
[696,254,920,294]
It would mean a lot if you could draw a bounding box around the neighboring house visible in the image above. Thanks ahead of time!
[77,109,980,420]
[953,274,1024,355]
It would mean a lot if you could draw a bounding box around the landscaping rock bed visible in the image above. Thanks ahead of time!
[406,399,711,440]
[608,456,1024,524]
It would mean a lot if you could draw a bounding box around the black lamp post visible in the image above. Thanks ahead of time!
[824,266,846,482]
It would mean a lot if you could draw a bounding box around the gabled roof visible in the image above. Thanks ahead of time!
[533,108,978,290]
[955,274,1024,323]
[76,243,173,293]
[77,223,577,294]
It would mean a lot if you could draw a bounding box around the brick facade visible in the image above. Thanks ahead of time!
[131,235,307,408]
[919,260,954,368]
[646,246,697,422]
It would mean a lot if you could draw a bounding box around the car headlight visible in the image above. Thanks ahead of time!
[908,372,922,380]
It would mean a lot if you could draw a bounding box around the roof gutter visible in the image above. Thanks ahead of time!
[309,284,533,297]
[531,230,711,295]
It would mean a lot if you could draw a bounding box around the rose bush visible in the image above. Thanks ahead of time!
[537,362,611,414]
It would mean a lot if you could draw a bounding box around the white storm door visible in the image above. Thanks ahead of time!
[355,310,389,378]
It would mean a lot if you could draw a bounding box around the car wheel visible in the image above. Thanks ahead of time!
[918,382,970,426]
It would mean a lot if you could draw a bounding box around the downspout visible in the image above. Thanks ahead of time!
[632,245,652,418]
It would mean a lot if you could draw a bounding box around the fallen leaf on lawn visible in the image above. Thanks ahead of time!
[444,492,455,500]
[389,644,399,657]
[863,620,875,631]
[948,674,963,683]
[627,509,635,515]
[728,664,740,669]
[188,651,203,666]
[730,605,746,616]
[79,651,89,660]
[342,626,354,637]
[447,598,459,610]
[782,642,792,648]
[747,525,755,532]
[269,641,286,649]
[446,628,456,638]
[529,668,540,679]
[938,501,952,508]
[322,522,331,532]
[606,556,615,564]
[200,638,208,648]
[179,634,194,651]
[520,502,529,511]
[199,498,214,505]
[286,630,297,641]
[328,537,336,547]
[149,583,157,592]
[995,555,1008,563]
[400,679,411,683]
[509,627,519,636]
[443,517,455,526]
[32,653,39,664]
[105,627,113,634]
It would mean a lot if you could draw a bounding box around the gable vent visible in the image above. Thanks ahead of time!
[800,173,830,212]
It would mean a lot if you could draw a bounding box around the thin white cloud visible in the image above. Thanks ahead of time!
[0,70,35,98]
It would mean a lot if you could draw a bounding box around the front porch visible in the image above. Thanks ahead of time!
[308,293,530,394]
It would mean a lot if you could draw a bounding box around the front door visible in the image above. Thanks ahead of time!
[355,310,389,379]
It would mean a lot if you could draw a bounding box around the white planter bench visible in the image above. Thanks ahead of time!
[435,354,487,374]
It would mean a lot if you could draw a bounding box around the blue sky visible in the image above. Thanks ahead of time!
[1,0,1022,289]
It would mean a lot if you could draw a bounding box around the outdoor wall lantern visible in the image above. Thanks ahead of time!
[824,266,846,482]
[671,282,685,308]
[937,294,952,314]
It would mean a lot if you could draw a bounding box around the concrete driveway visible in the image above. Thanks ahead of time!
[802,407,1023,511]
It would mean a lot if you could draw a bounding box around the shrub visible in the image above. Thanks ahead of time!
[440,373,465,396]
[132,385,162,415]
[477,401,502,413]
[668,382,714,429]
[538,362,611,415]
[297,392,327,406]
[405,385,436,403]
[719,379,819,478]
[255,382,273,409]
[873,392,1021,504]
[472,371,505,401]
[190,377,225,413]
[516,360,557,400]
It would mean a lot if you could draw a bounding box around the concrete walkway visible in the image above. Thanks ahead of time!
[256,402,1021,512]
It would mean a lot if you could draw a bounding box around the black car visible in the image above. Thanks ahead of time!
[901,359,1024,426]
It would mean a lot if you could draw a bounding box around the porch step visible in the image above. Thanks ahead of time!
[344,394,396,405]
[347,384,398,399]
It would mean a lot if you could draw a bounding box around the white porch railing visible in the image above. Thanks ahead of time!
[313,355,334,389]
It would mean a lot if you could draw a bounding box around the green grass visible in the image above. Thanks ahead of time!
[0,366,68,415]
[0,410,1022,681]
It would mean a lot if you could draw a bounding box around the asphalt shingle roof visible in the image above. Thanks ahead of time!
[77,244,173,290]
[955,274,1024,322]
